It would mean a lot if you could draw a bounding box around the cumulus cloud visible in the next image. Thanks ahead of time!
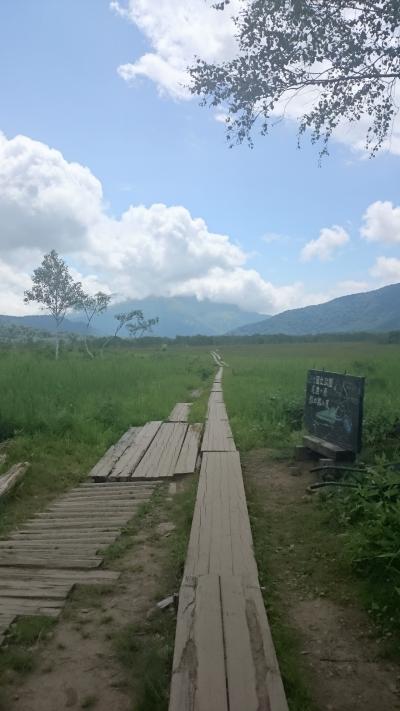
[0,131,102,254]
[0,130,320,316]
[361,201,400,244]
[370,256,400,284]
[300,226,349,262]
[112,2,400,155]
[112,0,240,99]
[0,130,372,317]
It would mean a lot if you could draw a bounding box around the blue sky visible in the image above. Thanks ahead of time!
[0,0,399,316]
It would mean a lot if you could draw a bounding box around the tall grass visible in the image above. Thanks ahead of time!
[222,342,400,647]
[0,347,213,535]
[222,342,400,455]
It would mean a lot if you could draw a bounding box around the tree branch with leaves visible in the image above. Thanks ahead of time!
[100,310,159,355]
[189,0,400,158]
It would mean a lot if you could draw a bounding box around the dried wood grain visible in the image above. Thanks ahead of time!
[201,419,236,452]
[133,423,188,479]
[88,427,141,481]
[174,424,202,475]
[168,403,192,422]
[0,462,29,498]
[110,421,162,480]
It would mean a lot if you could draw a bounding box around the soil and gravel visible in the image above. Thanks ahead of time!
[242,449,400,711]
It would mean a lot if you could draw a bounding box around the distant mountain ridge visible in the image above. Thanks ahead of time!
[1,297,267,338]
[0,314,87,334]
[231,283,400,336]
[72,296,267,337]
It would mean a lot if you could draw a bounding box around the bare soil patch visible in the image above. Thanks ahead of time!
[242,449,400,711]
[1,480,190,711]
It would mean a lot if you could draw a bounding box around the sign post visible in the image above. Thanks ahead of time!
[302,369,365,461]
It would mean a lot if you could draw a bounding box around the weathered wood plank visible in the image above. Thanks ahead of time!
[110,421,163,481]
[88,427,142,480]
[174,424,202,475]
[133,423,188,479]
[0,568,119,583]
[0,556,101,569]
[168,403,191,423]
[0,462,30,499]
[169,575,228,711]
[201,419,236,453]
[207,401,229,421]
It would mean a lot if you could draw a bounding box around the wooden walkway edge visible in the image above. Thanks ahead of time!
[169,366,289,710]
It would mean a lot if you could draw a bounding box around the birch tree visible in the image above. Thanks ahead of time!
[75,291,111,358]
[24,250,83,359]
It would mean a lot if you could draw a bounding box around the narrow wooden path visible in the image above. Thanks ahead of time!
[0,395,204,646]
[90,405,202,482]
[169,366,289,711]
[0,481,155,645]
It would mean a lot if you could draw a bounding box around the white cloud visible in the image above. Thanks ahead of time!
[0,132,102,255]
[0,130,371,318]
[300,226,349,262]
[361,201,400,244]
[171,267,306,314]
[370,256,400,284]
[111,0,240,99]
[0,130,311,316]
[112,2,400,156]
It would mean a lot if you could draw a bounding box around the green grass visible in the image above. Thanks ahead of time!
[0,347,212,537]
[221,342,400,663]
[222,342,400,456]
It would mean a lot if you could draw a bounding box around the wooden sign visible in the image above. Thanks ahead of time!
[304,370,365,453]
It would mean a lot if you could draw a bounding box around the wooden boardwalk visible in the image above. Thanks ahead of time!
[0,481,155,645]
[169,368,289,711]
[90,414,202,482]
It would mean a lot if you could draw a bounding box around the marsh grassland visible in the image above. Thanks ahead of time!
[0,347,213,536]
[0,341,399,710]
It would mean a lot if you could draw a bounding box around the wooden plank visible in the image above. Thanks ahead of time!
[0,557,101,569]
[0,568,119,583]
[201,419,236,453]
[88,427,142,480]
[174,424,202,475]
[168,403,191,423]
[0,462,30,498]
[33,510,135,520]
[78,482,156,490]
[243,584,290,711]
[110,421,163,481]
[207,402,229,421]
[169,575,228,711]
[133,423,188,479]
[8,533,116,543]
[220,574,259,711]
[0,585,71,600]
[23,520,126,528]
[207,391,224,405]
[303,435,355,462]
[184,452,259,581]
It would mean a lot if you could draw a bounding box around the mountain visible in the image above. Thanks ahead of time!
[231,283,400,336]
[72,296,267,337]
[2,297,267,338]
[0,314,87,335]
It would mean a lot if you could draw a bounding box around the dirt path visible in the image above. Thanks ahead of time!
[1,481,188,711]
[242,449,400,711]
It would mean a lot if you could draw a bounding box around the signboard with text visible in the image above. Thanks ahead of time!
[304,370,365,453]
